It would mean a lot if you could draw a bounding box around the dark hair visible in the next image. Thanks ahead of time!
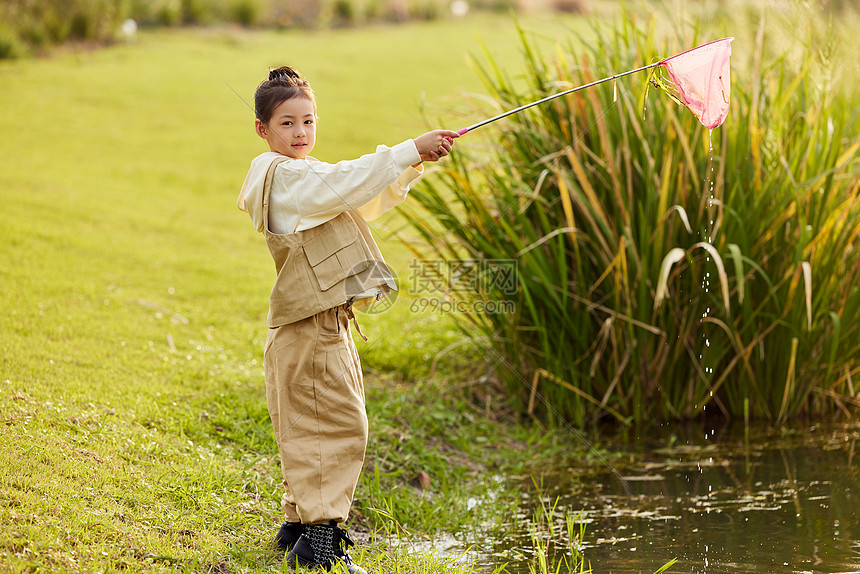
[254,66,316,123]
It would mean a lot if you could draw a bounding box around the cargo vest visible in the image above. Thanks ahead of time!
[261,156,395,327]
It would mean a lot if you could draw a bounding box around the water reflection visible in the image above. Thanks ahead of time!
[486,422,860,573]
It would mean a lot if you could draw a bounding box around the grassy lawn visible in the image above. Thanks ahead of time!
[0,14,599,573]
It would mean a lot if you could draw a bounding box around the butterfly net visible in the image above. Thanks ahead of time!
[656,38,733,129]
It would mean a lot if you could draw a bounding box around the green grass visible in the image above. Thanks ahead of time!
[0,14,615,573]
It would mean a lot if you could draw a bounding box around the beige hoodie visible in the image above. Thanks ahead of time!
[237,139,423,235]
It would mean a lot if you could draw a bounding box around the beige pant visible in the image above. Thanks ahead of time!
[264,302,368,524]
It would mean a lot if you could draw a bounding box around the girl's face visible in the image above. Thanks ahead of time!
[256,96,317,159]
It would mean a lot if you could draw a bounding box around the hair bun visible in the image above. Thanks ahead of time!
[268,66,302,82]
[254,65,315,122]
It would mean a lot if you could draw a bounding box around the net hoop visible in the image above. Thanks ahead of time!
[659,37,734,129]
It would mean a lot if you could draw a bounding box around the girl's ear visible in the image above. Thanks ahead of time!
[255,119,268,139]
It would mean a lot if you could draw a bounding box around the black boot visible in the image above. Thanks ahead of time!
[274,521,304,552]
[286,523,336,570]
[286,521,367,573]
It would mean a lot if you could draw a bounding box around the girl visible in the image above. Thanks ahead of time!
[236,66,458,572]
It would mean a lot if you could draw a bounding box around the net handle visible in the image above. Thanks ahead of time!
[455,37,734,135]
[456,62,660,135]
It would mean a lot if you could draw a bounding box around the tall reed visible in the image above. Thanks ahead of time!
[401,9,860,425]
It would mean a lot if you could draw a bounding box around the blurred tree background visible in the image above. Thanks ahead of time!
[0,0,591,58]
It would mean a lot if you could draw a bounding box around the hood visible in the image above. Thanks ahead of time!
[236,152,285,232]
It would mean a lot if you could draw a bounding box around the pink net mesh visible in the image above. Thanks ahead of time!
[660,38,733,129]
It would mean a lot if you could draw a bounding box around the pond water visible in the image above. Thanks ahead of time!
[474,421,860,573]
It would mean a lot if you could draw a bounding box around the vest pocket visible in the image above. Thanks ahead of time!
[303,224,371,291]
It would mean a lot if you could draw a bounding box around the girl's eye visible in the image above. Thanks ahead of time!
[283,122,292,126]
